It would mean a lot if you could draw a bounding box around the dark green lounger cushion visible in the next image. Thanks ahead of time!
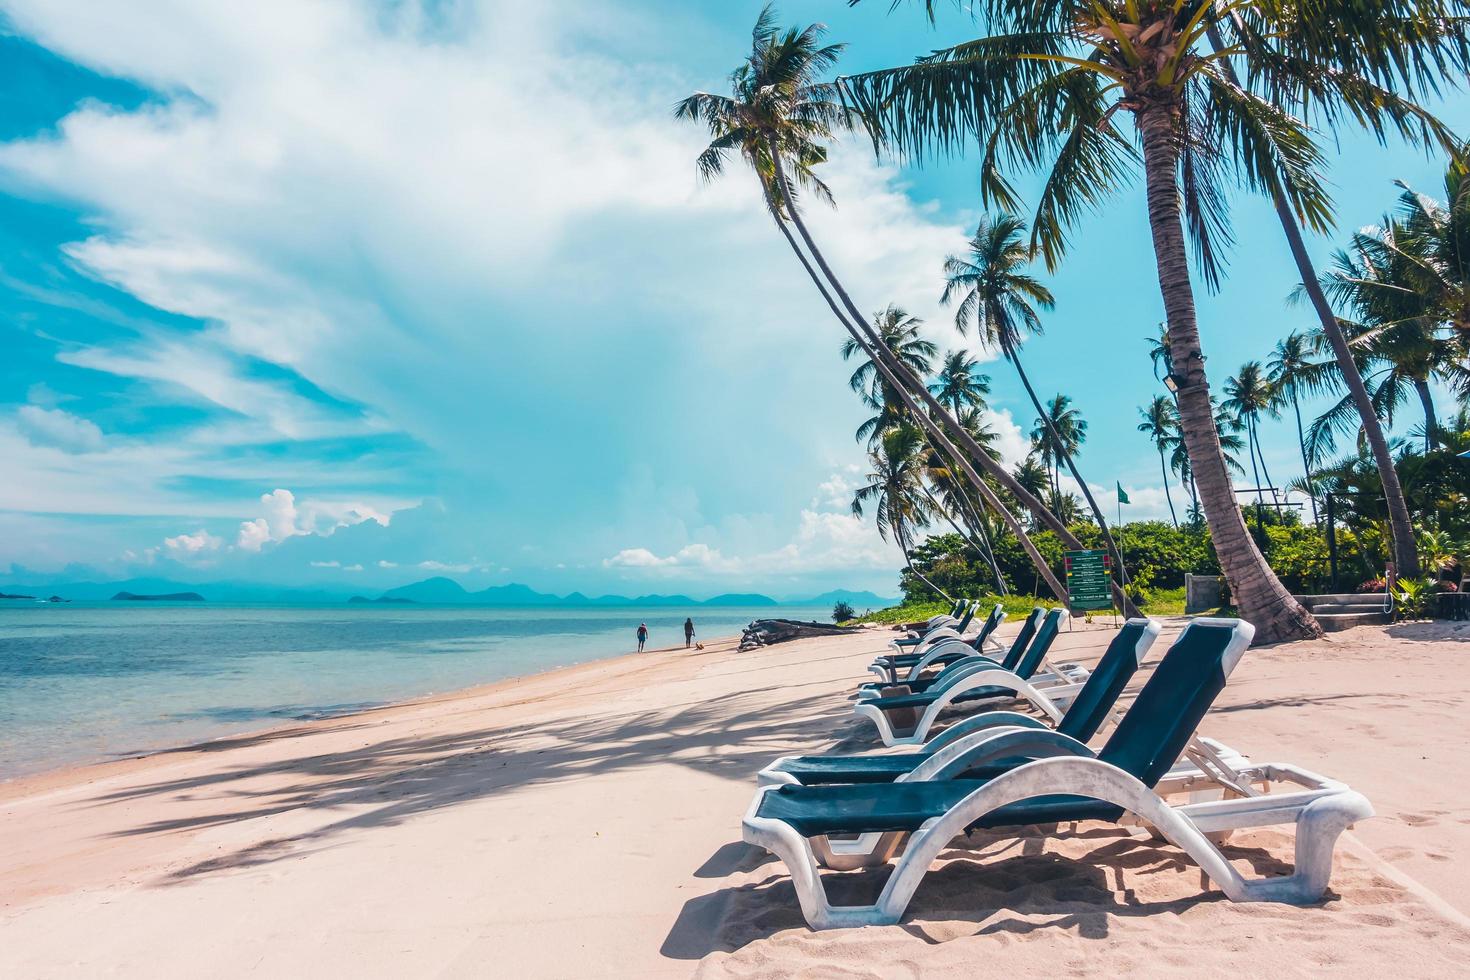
[770,752,1049,786]
[756,780,1124,836]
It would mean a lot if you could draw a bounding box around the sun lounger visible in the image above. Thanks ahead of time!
[870,603,1006,684]
[865,605,1034,691]
[856,608,1085,746]
[762,618,1162,788]
[742,618,1373,929]
[889,600,979,652]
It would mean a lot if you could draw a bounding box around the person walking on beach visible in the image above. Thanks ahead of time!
[636,623,648,653]
[684,617,695,648]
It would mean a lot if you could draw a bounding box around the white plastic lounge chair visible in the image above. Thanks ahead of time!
[761,618,1162,788]
[856,608,1085,747]
[890,600,979,653]
[742,618,1373,929]
[864,605,1029,690]
[870,603,1006,684]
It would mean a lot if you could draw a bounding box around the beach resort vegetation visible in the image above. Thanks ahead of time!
[680,4,1469,640]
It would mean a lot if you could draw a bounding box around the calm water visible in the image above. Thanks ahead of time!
[0,602,823,778]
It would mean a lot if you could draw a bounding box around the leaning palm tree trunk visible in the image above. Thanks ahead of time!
[1136,105,1321,643]
[1290,391,1319,522]
[895,520,953,602]
[1009,347,1132,600]
[1204,23,1418,579]
[1158,446,1178,527]
[1414,380,1437,450]
[947,470,1008,594]
[764,139,1141,616]
[760,148,1070,604]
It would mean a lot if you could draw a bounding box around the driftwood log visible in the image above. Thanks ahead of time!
[739,619,860,651]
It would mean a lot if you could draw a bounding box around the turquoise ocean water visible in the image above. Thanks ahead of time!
[0,602,823,779]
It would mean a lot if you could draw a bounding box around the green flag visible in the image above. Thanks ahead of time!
[1117,482,1130,505]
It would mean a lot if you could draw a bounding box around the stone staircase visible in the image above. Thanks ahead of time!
[1296,593,1392,632]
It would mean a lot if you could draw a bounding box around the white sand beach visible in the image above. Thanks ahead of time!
[3,618,1470,978]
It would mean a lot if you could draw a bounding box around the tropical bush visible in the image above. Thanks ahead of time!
[831,600,856,623]
[1392,577,1442,620]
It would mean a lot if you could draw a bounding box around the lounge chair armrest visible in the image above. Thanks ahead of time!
[908,727,1095,781]
[922,711,1051,752]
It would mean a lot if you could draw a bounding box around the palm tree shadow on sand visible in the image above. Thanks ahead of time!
[86,680,858,883]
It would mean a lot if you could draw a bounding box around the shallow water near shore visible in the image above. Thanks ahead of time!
[0,602,823,778]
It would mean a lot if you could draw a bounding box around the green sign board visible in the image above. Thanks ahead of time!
[1065,549,1113,611]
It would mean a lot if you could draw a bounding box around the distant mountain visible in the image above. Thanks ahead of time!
[702,593,779,607]
[798,590,898,609]
[348,595,415,604]
[0,577,354,604]
[369,578,784,607]
[1,573,881,608]
[112,591,205,602]
[379,577,473,603]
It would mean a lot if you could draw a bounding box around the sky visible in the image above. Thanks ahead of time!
[0,0,1464,599]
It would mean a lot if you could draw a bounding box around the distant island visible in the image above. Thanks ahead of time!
[111,591,206,602]
[2,575,897,608]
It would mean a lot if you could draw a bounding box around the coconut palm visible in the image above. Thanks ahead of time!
[1317,218,1464,449]
[852,425,950,600]
[1029,394,1087,506]
[842,3,1470,636]
[928,349,991,418]
[1138,395,1181,526]
[1222,362,1282,509]
[1267,332,1328,521]
[943,213,1131,596]
[1391,157,1470,402]
[677,7,1121,609]
[845,2,1470,588]
[1173,399,1248,521]
[842,306,938,445]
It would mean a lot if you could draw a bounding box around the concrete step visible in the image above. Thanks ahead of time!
[1313,611,1391,632]
[1298,593,1388,607]
[1308,601,1392,615]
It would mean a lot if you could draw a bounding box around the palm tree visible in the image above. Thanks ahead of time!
[1317,212,1465,451]
[1392,157,1470,402]
[1138,395,1181,527]
[1173,399,1248,525]
[1029,395,1087,506]
[1267,332,1327,521]
[942,213,1132,603]
[846,1,1470,585]
[835,3,1470,640]
[677,8,1108,608]
[852,426,950,600]
[842,306,937,445]
[929,349,991,418]
[1222,362,1282,510]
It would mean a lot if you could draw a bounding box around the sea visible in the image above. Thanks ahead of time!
[0,601,825,779]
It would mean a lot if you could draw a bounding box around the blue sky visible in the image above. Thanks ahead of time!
[0,1,1464,598]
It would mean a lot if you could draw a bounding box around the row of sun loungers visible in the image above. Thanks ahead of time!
[738,608,1374,929]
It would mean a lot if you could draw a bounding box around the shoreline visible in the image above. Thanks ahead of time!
[4,619,1470,976]
[0,635,734,795]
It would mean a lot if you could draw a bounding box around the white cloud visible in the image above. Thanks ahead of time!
[416,559,479,573]
[0,1,973,584]
[603,547,677,569]
[15,405,105,454]
[603,470,894,580]
[162,529,221,558]
[236,488,389,551]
